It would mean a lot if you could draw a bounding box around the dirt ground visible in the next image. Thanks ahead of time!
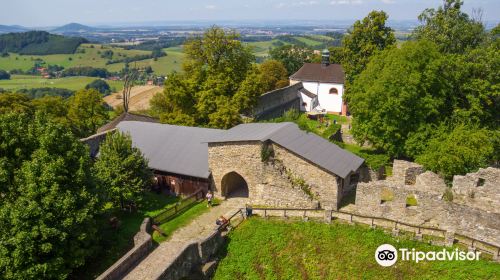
[103,85,163,111]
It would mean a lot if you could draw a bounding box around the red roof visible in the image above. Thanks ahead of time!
[290,63,345,84]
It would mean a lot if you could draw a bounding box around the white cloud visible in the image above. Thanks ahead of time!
[381,0,395,3]
[276,1,319,8]
[205,5,216,10]
[330,0,363,5]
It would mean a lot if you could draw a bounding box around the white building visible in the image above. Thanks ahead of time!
[290,49,348,115]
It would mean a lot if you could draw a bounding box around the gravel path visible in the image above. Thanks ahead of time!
[123,197,247,280]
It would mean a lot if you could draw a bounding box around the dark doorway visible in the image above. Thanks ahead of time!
[221,171,249,198]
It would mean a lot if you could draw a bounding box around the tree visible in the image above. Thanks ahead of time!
[67,89,108,137]
[0,113,100,279]
[85,79,111,95]
[348,40,451,157]
[413,0,485,54]
[93,131,152,209]
[416,125,496,178]
[258,59,289,92]
[269,45,312,76]
[31,96,69,125]
[0,69,10,80]
[341,11,396,87]
[0,92,33,114]
[150,26,260,128]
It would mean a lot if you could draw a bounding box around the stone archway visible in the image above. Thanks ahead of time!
[221,171,249,198]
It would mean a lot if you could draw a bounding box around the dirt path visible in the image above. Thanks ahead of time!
[103,85,162,111]
[123,197,247,280]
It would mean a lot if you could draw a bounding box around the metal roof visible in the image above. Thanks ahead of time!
[290,63,345,84]
[116,121,223,179]
[207,122,364,178]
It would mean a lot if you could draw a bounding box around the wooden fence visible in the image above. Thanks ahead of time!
[151,189,204,225]
[250,207,500,261]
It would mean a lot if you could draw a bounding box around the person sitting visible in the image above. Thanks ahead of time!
[215,215,228,226]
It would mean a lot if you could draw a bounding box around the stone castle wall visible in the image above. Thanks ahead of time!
[354,162,500,247]
[272,144,340,208]
[208,141,342,209]
[452,167,500,214]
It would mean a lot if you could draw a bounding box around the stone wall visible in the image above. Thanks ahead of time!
[354,164,500,247]
[253,83,302,121]
[158,242,201,280]
[97,218,153,280]
[452,167,500,214]
[272,144,340,209]
[208,141,318,209]
[391,160,425,185]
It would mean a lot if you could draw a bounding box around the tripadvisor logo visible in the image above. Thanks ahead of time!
[375,244,481,267]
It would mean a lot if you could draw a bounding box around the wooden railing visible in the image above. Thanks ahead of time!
[250,207,500,260]
[217,208,245,232]
[151,189,204,225]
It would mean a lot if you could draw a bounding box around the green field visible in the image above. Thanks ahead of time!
[0,74,124,92]
[214,218,500,280]
[0,44,184,76]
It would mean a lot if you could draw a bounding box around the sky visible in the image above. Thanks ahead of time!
[1,0,499,27]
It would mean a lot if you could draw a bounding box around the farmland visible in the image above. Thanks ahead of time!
[214,218,500,280]
[0,74,124,91]
[103,85,163,111]
[0,44,184,76]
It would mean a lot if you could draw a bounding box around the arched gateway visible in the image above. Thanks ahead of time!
[221,171,249,198]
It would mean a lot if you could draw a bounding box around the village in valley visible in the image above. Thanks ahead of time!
[0,0,499,279]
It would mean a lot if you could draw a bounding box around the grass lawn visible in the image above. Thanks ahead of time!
[0,74,124,92]
[214,218,500,280]
[152,198,220,243]
[70,191,179,280]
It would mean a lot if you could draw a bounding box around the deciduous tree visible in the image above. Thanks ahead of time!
[93,131,152,209]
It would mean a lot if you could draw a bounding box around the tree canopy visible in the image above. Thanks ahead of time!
[93,131,152,209]
[150,26,262,128]
[67,89,109,137]
[413,0,485,54]
[269,45,312,76]
[0,113,100,279]
[85,79,112,96]
[341,10,396,87]
[347,4,498,178]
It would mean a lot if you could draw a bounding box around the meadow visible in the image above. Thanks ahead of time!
[213,218,500,280]
[0,44,184,76]
[0,74,124,91]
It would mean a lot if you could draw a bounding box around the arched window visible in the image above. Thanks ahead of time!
[329,88,338,94]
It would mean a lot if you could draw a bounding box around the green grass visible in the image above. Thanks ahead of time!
[70,192,179,280]
[293,36,324,47]
[214,218,500,280]
[151,199,217,243]
[341,142,391,171]
[0,74,124,92]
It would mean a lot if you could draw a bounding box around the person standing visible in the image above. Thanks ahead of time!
[206,192,213,207]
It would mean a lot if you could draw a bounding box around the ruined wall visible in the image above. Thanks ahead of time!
[208,141,317,208]
[354,164,500,247]
[452,167,500,214]
[391,160,425,185]
[272,144,340,209]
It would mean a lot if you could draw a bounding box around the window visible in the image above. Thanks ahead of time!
[302,102,307,107]
[329,88,338,94]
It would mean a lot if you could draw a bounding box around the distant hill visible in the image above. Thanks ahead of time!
[0,31,88,55]
[0,25,29,34]
[52,23,95,33]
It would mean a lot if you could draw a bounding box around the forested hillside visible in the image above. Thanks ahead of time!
[0,31,87,55]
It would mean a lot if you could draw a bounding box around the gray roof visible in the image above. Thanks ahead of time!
[116,121,223,179]
[207,122,364,178]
